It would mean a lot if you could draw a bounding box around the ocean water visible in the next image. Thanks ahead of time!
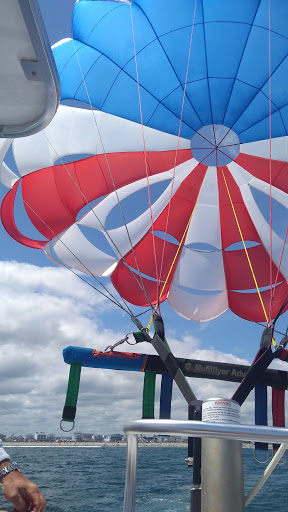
[0,446,286,511]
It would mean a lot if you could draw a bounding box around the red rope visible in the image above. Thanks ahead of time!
[129,3,160,289]
[271,223,288,305]
[157,0,198,305]
[268,0,273,325]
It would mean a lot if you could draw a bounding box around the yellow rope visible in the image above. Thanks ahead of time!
[221,168,270,325]
[147,168,274,343]
[163,178,211,297]
[146,315,154,331]
[146,170,208,330]
[160,177,209,297]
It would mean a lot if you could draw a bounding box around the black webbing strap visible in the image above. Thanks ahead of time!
[232,327,287,406]
[232,327,274,406]
[277,336,288,362]
[233,348,275,405]
[149,314,196,404]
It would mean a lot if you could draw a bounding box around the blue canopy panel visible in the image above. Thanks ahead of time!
[53,0,288,142]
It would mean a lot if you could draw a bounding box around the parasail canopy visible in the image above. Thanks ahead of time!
[1,0,288,324]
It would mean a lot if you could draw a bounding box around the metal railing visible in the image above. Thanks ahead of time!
[123,419,288,512]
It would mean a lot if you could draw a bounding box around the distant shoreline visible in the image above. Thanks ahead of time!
[3,441,254,448]
[4,441,186,448]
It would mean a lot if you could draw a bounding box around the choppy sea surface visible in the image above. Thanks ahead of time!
[0,446,286,511]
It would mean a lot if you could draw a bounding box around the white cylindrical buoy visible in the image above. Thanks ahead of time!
[201,398,245,512]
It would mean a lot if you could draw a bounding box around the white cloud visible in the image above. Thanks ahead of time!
[0,261,285,440]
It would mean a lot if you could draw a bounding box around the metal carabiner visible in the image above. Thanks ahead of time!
[104,331,137,352]
[104,336,129,352]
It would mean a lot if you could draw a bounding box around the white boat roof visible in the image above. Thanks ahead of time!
[0,0,60,138]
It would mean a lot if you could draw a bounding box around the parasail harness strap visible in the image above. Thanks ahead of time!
[133,313,196,404]
[233,327,288,406]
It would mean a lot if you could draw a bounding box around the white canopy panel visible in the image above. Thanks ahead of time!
[51,224,117,276]
[184,166,222,249]
[13,105,190,176]
[168,284,228,322]
[79,159,197,257]
[240,136,288,162]
[227,161,288,279]
[173,247,226,291]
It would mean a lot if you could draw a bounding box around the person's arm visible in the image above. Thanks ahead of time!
[0,441,46,512]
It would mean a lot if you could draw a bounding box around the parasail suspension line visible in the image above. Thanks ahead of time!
[130,0,207,312]
[268,0,273,323]
[42,128,154,313]
[256,322,288,339]
[156,0,198,305]
[17,188,134,316]
[221,167,272,330]
[129,2,160,289]
[158,166,209,302]
[272,289,288,328]
[68,41,155,312]
[269,223,288,324]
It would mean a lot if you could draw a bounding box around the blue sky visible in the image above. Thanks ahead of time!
[0,0,287,435]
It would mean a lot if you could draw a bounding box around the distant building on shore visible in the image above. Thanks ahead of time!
[35,432,47,442]
[92,435,104,442]
[110,434,125,443]
[72,432,83,442]
[25,434,35,442]
[72,432,94,442]
[2,431,188,445]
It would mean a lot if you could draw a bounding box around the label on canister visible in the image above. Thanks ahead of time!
[202,398,240,424]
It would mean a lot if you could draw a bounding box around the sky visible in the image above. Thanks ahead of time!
[0,0,287,437]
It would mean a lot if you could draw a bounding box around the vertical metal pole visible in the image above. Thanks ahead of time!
[201,438,245,512]
[201,399,245,512]
[189,401,202,512]
[123,434,138,512]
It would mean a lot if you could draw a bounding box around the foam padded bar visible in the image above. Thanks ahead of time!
[62,346,288,389]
